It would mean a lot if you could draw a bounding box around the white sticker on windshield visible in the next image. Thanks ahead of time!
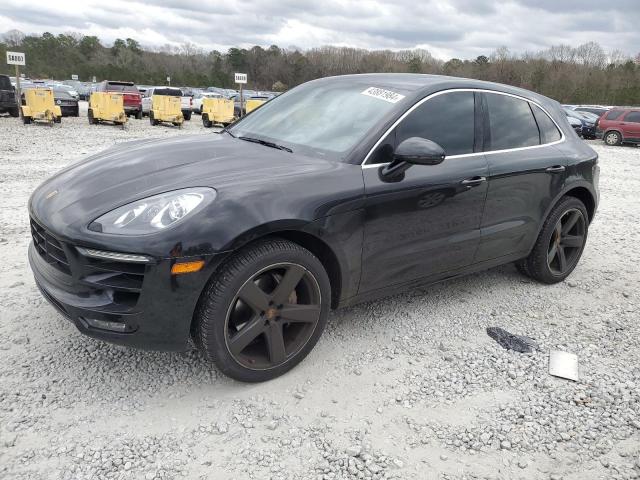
[361,87,405,104]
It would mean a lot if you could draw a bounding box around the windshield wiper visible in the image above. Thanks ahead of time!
[238,136,293,153]
[220,126,235,137]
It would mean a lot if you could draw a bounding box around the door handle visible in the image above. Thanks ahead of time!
[460,176,486,186]
[546,165,566,173]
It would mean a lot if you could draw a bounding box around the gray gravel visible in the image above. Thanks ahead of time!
[1,106,639,479]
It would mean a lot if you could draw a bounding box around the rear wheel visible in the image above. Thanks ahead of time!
[54,116,62,124]
[517,196,588,284]
[88,109,96,125]
[194,238,331,382]
[202,114,213,128]
[183,111,192,121]
[604,131,622,146]
[9,107,19,117]
[135,109,142,120]
[149,111,157,126]
[22,115,32,125]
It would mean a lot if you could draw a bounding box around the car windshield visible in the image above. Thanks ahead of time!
[229,81,404,160]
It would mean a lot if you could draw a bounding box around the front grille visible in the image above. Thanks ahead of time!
[30,218,71,275]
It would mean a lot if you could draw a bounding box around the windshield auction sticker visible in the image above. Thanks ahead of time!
[361,87,406,103]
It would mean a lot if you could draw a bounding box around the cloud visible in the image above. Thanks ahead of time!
[1,0,638,59]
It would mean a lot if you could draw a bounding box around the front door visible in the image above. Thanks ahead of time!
[359,91,489,294]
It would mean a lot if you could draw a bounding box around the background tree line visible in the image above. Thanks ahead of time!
[1,30,639,105]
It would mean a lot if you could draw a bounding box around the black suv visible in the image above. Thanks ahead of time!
[0,75,19,117]
[29,74,599,382]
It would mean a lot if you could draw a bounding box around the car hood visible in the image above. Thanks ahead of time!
[30,133,354,236]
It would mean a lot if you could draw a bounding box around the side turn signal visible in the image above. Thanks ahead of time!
[171,260,205,275]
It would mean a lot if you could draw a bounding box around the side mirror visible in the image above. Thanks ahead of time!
[380,137,446,179]
[394,137,446,166]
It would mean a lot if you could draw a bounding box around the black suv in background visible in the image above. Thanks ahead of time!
[0,74,19,117]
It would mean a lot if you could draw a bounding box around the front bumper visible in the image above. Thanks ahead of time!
[581,125,598,138]
[28,219,227,351]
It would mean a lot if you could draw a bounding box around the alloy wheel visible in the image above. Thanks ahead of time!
[547,208,586,275]
[224,263,322,370]
[605,132,620,145]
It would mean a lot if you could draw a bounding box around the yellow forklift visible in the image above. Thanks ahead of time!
[21,88,62,125]
[88,92,127,128]
[201,97,235,128]
[149,89,183,127]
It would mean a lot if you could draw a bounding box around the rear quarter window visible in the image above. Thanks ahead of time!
[485,93,540,151]
[530,104,562,144]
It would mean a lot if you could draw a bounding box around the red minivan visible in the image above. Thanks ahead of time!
[96,81,142,119]
[598,108,640,146]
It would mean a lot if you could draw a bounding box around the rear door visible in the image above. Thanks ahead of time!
[620,111,640,141]
[359,91,489,293]
[475,92,567,262]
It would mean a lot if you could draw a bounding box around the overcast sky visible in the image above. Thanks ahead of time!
[1,0,639,59]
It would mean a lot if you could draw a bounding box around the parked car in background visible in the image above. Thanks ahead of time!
[574,106,610,117]
[567,115,583,137]
[0,74,19,117]
[192,91,224,113]
[28,74,599,382]
[52,85,80,117]
[142,87,192,120]
[63,80,91,100]
[95,81,142,119]
[597,108,640,146]
[564,108,597,139]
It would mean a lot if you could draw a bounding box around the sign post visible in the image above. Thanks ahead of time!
[234,73,247,116]
[167,76,171,86]
[6,51,26,115]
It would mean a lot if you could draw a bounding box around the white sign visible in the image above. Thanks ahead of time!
[234,73,247,84]
[166,76,171,83]
[71,74,79,81]
[6,51,26,66]
[361,87,405,104]
[92,76,97,83]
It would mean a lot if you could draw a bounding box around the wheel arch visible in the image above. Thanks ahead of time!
[216,223,345,310]
[563,186,596,222]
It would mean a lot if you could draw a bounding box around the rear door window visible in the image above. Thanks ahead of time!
[624,111,640,123]
[530,104,562,144]
[396,91,475,156]
[485,93,540,151]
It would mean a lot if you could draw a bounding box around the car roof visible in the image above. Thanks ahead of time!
[309,73,556,106]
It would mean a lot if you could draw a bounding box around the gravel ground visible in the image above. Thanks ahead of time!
[1,104,639,480]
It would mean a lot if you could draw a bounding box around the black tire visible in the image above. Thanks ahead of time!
[135,109,142,120]
[183,111,192,121]
[22,115,32,125]
[202,114,212,128]
[149,111,157,126]
[517,196,589,284]
[193,238,331,382]
[88,109,96,125]
[54,116,62,124]
[74,107,79,117]
[9,107,19,118]
[604,130,622,146]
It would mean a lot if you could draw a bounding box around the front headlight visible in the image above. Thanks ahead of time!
[90,187,216,235]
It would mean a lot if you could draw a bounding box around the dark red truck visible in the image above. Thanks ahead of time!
[96,81,142,119]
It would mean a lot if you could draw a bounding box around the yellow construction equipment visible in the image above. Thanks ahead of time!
[149,93,183,127]
[201,97,235,128]
[21,88,62,125]
[245,98,266,114]
[88,92,127,128]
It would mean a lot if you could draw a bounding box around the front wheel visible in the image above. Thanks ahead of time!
[202,114,212,128]
[604,131,622,146]
[193,238,331,382]
[135,109,142,120]
[149,111,157,126]
[516,196,588,284]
